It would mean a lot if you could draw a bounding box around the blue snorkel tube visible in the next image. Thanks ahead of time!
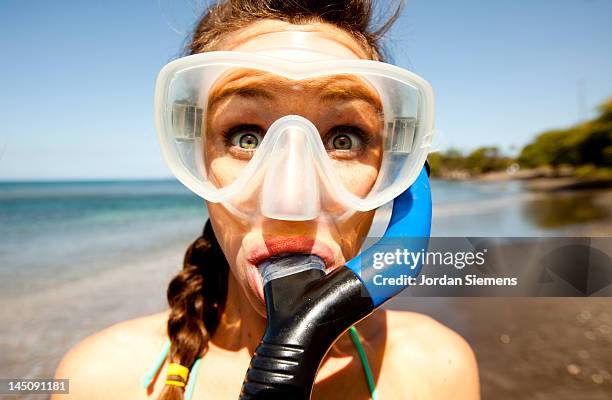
[239,167,432,399]
[346,167,432,306]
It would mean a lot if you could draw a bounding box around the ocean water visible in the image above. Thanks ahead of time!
[0,180,208,296]
[0,179,605,296]
[431,179,544,236]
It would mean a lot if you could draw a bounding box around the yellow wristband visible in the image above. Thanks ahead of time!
[165,379,186,388]
[166,363,190,381]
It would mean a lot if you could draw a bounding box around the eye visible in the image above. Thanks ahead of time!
[236,133,259,149]
[324,126,369,157]
[332,134,353,150]
[225,125,264,150]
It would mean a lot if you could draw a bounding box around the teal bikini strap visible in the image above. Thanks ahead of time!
[141,339,202,400]
[144,330,377,400]
[183,357,202,400]
[141,340,170,389]
[349,325,378,400]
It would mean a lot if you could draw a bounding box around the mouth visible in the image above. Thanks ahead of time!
[244,237,339,304]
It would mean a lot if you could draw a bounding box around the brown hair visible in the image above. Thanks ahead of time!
[160,1,403,399]
[187,0,403,60]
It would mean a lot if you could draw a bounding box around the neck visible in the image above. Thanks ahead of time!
[209,270,384,358]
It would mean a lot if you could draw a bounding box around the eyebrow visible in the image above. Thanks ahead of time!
[207,85,275,114]
[319,84,382,110]
[207,73,382,113]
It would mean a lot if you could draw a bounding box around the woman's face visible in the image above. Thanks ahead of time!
[205,20,381,315]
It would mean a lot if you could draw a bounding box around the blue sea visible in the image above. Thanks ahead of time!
[0,178,606,297]
[0,180,208,296]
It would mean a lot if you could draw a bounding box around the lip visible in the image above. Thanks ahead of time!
[247,236,336,269]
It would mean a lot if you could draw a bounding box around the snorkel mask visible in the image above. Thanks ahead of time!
[155,31,434,399]
[156,31,434,222]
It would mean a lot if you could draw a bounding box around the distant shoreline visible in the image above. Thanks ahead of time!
[435,168,612,192]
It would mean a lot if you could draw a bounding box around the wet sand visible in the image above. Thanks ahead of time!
[1,240,611,399]
[387,297,612,399]
[0,247,183,399]
[559,190,612,236]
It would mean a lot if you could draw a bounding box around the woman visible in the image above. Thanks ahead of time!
[54,1,479,399]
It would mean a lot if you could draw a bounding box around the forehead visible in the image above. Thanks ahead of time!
[214,19,372,60]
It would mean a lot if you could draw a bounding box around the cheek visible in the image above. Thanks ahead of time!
[335,164,379,198]
[208,202,267,315]
[335,209,377,259]
[207,202,246,269]
[208,156,246,187]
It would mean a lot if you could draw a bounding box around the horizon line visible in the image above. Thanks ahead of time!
[0,176,179,184]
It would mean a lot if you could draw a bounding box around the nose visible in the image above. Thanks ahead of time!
[261,121,320,221]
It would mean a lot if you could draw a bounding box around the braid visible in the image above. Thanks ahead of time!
[158,220,229,400]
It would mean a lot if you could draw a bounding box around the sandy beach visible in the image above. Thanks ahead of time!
[389,297,612,400]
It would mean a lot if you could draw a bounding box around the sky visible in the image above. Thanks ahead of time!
[0,0,611,180]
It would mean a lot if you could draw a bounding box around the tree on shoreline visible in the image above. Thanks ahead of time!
[518,98,612,169]
[428,98,612,178]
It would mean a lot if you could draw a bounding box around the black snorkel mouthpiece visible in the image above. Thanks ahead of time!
[239,255,375,400]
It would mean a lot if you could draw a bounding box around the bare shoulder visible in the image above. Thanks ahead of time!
[52,311,169,400]
[383,310,480,399]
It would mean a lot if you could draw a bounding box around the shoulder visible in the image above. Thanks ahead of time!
[383,310,480,399]
[52,311,169,400]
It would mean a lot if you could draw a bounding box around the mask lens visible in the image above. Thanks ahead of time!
[158,58,430,213]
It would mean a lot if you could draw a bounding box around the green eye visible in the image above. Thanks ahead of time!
[227,125,264,150]
[326,126,366,153]
[238,133,259,149]
[332,134,353,150]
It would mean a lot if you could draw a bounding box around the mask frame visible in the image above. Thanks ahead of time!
[155,51,435,219]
